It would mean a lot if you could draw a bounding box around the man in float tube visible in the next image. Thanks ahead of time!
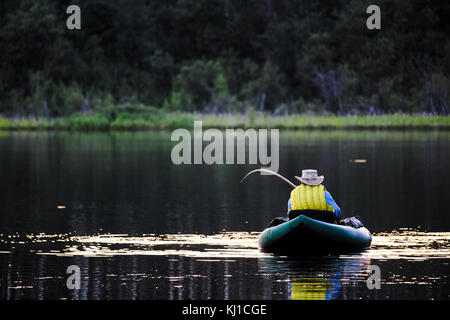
[287,169,341,223]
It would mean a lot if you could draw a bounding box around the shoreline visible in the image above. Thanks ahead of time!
[0,113,449,131]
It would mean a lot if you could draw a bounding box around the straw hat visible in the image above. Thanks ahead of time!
[295,169,324,186]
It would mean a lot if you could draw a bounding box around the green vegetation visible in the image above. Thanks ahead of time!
[0,108,448,131]
[0,0,449,121]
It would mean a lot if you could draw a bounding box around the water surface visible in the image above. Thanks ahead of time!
[0,130,449,299]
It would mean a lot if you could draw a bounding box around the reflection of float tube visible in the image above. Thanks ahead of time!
[257,254,371,300]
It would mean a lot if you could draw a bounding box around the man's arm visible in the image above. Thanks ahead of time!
[324,191,341,217]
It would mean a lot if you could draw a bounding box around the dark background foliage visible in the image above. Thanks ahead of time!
[0,0,449,116]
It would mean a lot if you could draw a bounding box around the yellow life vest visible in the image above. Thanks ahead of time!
[289,184,335,213]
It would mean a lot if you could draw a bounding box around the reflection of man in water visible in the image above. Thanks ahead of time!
[287,169,341,223]
[290,278,339,300]
[287,256,372,300]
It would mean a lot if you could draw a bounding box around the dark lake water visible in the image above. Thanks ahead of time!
[0,130,449,300]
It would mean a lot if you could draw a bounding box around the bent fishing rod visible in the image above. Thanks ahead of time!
[240,168,297,189]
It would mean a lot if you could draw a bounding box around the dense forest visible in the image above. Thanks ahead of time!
[0,0,449,118]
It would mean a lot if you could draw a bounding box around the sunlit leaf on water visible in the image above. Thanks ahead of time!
[343,231,450,260]
[73,232,260,247]
[60,232,265,259]
[1,230,449,261]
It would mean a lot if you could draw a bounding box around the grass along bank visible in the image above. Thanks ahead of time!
[0,112,449,131]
